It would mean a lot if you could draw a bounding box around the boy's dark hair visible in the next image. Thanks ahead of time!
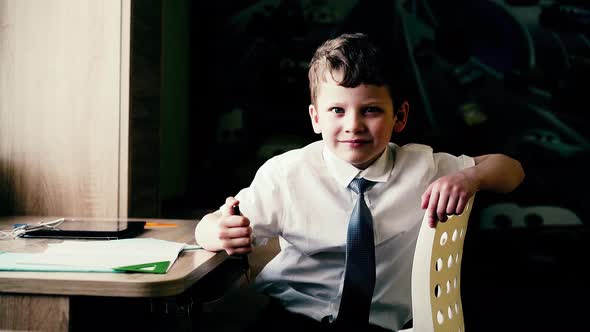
[308,33,394,105]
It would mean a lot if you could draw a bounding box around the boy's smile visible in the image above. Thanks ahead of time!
[309,71,408,169]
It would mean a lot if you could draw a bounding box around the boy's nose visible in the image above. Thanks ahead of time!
[344,112,365,133]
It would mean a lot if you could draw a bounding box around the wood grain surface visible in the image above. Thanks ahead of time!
[0,294,69,331]
[0,0,131,218]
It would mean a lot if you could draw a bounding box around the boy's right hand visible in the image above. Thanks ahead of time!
[217,197,253,255]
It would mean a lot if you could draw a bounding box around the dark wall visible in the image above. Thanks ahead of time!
[182,0,405,210]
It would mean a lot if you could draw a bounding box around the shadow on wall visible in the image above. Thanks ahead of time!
[0,160,15,216]
[0,159,79,216]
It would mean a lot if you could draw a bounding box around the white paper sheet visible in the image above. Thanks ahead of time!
[16,238,187,272]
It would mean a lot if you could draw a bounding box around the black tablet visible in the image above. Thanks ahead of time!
[20,219,146,240]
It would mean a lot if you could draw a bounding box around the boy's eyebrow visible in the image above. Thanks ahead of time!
[324,102,347,109]
[359,99,390,107]
[323,100,390,109]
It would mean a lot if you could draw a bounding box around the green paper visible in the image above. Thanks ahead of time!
[113,261,171,274]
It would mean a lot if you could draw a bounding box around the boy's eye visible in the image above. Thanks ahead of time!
[363,107,383,114]
[330,107,344,114]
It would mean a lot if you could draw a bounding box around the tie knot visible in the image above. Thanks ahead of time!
[349,178,374,194]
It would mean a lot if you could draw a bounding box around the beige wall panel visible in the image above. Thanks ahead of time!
[0,0,130,217]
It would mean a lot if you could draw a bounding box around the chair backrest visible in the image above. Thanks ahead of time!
[411,195,475,332]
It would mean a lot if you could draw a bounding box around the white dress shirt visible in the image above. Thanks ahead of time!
[234,141,474,331]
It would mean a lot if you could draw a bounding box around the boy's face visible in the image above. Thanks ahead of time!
[309,71,408,169]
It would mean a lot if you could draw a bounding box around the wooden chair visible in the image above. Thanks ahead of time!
[401,195,475,332]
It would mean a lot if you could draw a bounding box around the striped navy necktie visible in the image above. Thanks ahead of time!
[336,177,376,326]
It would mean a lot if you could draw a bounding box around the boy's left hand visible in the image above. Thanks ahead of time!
[421,170,479,228]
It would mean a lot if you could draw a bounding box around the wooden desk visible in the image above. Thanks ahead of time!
[0,216,245,331]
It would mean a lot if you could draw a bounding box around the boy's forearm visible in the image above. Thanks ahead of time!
[469,154,525,193]
[195,211,224,252]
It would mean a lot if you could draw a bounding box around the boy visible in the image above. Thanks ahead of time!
[195,33,524,331]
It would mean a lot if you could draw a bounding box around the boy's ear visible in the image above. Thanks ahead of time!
[393,101,409,133]
[309,104,321,134]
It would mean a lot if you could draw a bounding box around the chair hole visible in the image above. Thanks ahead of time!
[452,229,458,241]
[437,310,444,325]
[455,253,460,263]
[448,306,453,319]
[436,257,443,271]
[453,277,458,289]
[434,284,441,298]
[459,228,464,238]
[440,232,448,246]
[525,213,543,228]
[447,254,453,268]
[458,328,462,332]
[446,280,451,294]
[455,303,459,314]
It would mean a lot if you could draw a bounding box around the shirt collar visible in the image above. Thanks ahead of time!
[322,144,394,189]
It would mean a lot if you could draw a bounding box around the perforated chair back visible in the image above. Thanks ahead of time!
[411,196,475,332]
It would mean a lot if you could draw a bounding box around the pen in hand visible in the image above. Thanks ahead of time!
[231,203,255,250]
[230,203,252,282]
[232,204,241,216]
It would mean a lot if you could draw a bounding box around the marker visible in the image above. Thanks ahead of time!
[231,204,255,246]
[145,222,178,227]
[232,205,241,216]
[229,204,250,273]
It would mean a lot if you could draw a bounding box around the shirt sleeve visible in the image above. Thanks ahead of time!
[234,157,283,242]
[432,152,475,179]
